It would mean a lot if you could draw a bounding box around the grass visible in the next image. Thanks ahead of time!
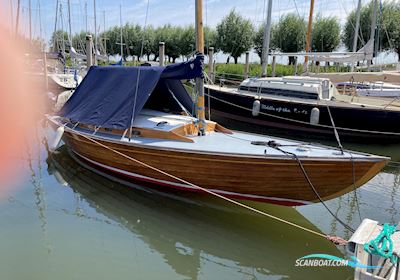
[205,63,353,84]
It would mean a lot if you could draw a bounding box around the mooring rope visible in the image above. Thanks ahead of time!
[265,141,356,233]
[62,125,348,245]
[364,223,399,264]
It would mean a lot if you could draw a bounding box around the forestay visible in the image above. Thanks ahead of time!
[61,55,204,129]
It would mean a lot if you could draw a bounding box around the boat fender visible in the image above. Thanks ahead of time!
[310,107,320,125]
[252,100,261,116]
[49,126,65,152]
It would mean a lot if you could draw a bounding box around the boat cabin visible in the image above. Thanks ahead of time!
[238,76,337,101]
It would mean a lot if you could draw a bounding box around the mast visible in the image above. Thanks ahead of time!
[29,0,32,42]
[119,4,123,59]
[195,0,206,135]
[9,0,14,35]
[67,0,73,47]
[60,3,66,58]
[53,0,59,52]
[367,0,378,69]
[38,0,43,50]
[15,0,21,38]
[103,10,107,54]
[261,0,273,77]
[304,0,315,66]
[85,2,88,33]
[351,0,362,71]
[93,0,98,65]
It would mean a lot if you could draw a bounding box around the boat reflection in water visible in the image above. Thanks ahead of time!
[47,146,353,279]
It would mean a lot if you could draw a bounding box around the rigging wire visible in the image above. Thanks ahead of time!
[129,0,151,138]
[269,144,355,233]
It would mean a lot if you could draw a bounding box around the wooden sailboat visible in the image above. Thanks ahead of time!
[48,0,388,207]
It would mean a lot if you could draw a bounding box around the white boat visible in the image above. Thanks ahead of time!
[48,72,82,90]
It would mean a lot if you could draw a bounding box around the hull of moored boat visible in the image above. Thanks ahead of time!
[62,130,386,206]
[205,87,400,142]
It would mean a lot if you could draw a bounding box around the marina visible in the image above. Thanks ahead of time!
[1,0,400,279]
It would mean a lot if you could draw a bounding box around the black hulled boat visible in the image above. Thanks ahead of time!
[205,76,400,143]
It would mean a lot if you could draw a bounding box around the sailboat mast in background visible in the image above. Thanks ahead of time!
[15,0,21,38]
[195,0,206,135]
[367,0,378,69]
[351,0,362,71]
[67,0,73,47]
[93,0,98,65]
[304,0,315,71]
[261,0,273,77]
[29,0,32,42]
[119,4,123,59]
[53,0,59,52]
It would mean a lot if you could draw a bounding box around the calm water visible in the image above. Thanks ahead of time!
[1,122,399,280]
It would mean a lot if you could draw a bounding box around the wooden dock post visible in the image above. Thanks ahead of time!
[244,51,250,79]
[208,47,214,82]
[271,55,276,77]
[159,42,165,66]
[86,34,93,68]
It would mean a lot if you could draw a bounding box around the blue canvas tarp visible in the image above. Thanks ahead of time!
[61,55,203,129]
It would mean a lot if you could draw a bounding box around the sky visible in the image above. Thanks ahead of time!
[1,0,398,64]
[1,0,363,43]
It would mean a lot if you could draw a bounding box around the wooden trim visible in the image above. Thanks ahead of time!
[62,130,387,203]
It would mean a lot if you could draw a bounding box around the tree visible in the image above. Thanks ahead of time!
[271,14,306,65]
[72,31,93,53]
[343,1,400,61]
[311,16,340,52]
[49,30,69,53]
[342,1,376,52]
[204,26,218,54]
[216,10,254,64]
[253,25,264,62]
[381,2,400,61]
[179,25,196,58]
[141,25,155,61]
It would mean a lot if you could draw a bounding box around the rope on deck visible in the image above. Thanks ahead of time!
[364,223,399,264]
[265,141,356,233]
[65,125,349,245]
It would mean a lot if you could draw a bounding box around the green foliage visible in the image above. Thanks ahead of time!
[381,2,400,60]
[204,26,218,53]
[72,31,94,53]
[215,10,254,64]
[342,0,400,60]
[342,1,376,51]
[210,63,351,83]
[271,14,306,53]
[49,30,69,52]
[311,16,340,52]
[271,14,306,64]
[253,25,264,60]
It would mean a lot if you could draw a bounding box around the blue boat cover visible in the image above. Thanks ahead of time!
[61,55,203,129]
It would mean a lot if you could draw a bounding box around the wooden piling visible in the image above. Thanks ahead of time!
[244,51,250,79]
[86,34,93,68]
[208,47,214,83]
[159,42,165,67]
[271,56,276,77]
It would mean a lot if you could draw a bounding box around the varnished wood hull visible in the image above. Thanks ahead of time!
[62,130,387,206]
